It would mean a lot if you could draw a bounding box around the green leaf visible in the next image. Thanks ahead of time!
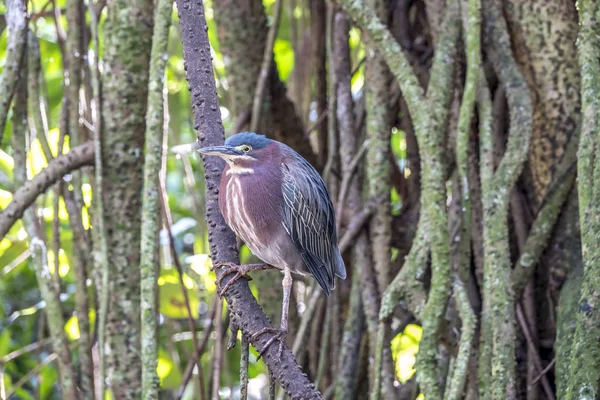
[39,362,58,400]
[390,323,422,383]
[159,269,200,319]
[157,348,183,389]
[273,39,294,82]
[0,329,11,357]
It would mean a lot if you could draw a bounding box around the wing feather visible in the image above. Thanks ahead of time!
[281,159,341,295]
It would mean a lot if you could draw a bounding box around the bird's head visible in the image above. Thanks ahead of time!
[198,132,274,174]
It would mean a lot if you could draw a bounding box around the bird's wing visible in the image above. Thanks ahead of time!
[281,158,337,295]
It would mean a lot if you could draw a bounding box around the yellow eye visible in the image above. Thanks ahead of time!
[241,145,252,153]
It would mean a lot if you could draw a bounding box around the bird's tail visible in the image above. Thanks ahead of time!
[334,250,347,280]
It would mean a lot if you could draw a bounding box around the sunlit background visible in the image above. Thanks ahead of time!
[0,0,422,398]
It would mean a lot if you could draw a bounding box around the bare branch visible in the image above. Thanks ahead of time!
[0,141,94,239]
[340,0,424,120]
[0,0,27,146]
[250,0,282,132]
[140,0,173,397]
[176,1,323,398]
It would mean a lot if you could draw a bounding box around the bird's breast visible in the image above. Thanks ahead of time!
[218,166,301,270]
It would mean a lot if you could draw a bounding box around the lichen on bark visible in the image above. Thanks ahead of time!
[364,0,394,293]
[0,0,27,146]
[140,0,173,398]
[101,0,154,396]
[566,0,600,397]
[480,0,534,397]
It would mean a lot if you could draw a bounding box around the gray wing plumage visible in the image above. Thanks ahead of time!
[281,156,346,295]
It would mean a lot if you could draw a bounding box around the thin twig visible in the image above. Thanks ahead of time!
[336,139,369,233]
[250,0,283,132]
[4,353,58,399]
[306,110,329,136]
[0,0,27,146]
[269,369,276,400]
[240,334,249,400]
[531,359,555,386]
[315,300,332,389]
[516,305,556,400]
[141,0,173,397]
[338,198,380,252]
[212,299,224,400]
[160,182,206,400]
[89,2,109,397]
[177,297,218,399]
[0,338,52,364]
[305,56,364,138]
[292,285,321,355]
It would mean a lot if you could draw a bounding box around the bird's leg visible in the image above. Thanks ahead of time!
[213,262,273,296]
[251,267,292,360]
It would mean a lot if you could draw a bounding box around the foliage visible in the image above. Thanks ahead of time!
[0,0,595,398]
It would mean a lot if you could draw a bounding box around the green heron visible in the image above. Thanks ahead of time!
[199,132,346,356]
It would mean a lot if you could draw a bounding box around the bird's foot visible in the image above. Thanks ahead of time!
[251,327,287,361]
[213,263,271,296]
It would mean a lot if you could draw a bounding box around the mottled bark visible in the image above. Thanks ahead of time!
[413,6,459,398]
[101,0,153,396]
[365,0,394,294]
[475,70,494,400]
[177,1,323,397]
[566,1,600,396]
[480,0,533,397]
[443,0,480,396]
[503,0,580,207]
[140,0,172,398]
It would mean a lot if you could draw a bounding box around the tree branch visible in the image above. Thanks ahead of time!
[340,0,424,121]
[566,0,600,395]
[250,0,282,133]
[0,141,94,239]
[176,1,323,398]
[481,0,534,396]
[0,0,27,146]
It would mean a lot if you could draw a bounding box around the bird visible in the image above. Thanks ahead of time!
[198,131,346,357]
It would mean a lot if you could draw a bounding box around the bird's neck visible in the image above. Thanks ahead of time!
[224,159,255,176]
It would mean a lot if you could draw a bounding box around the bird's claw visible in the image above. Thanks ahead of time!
[251,327,287,361]
[211,261,237,271]
[215,265,252,297]
[213,263,271,297]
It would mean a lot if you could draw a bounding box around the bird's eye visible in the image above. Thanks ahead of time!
[241,145,252,153]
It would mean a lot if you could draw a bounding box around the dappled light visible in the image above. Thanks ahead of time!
[1,0,599,399]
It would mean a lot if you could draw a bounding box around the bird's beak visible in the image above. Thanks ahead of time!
[197,145,242,158]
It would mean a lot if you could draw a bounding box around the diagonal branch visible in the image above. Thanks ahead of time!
[175,1,323,398]
[0,141,94,239]
[340,0,424,121]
